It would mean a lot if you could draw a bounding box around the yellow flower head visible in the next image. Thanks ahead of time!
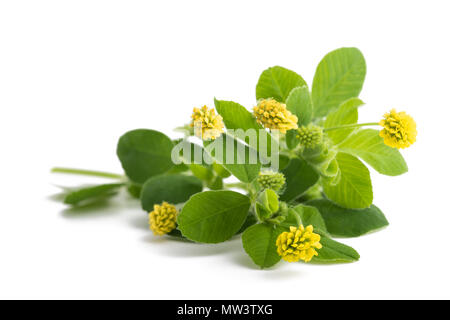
[276,225,322,263]
[149,202,178,236]
[253,99,298,134]
[379,109,417,149]
[191,106,224,140]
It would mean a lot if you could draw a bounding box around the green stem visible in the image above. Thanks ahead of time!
[323,122,379,132]
[51,167,124,179]
[225,182,248,190]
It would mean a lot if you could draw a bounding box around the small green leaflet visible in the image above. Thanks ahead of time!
[117,129,174,184]
[323,153,373,209]
[242,223,285,269]
[140,174,203,212]
[256,66,307,102]
[290,204,329,236]
[285,86,313,126]
[280,158,319,202]
[324,98,363,144]
[307,198,389,238]
[64,183,124,206]
[312,235,360,264]
[214,99,273,156]
[204,135,261,183]
[312,47,366,118]
[338,129,408,176]
[178,191,251,243]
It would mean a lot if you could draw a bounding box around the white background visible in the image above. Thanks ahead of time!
[1,0,449,300]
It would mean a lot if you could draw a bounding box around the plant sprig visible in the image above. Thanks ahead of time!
[52,47,416,269]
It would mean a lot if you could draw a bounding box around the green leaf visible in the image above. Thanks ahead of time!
[278,208,301,230]
[324,98,364,144]
[312,47,366,118]
[172,140,212,167]
[279,154,291,171]
[126,183,142,199]
[206,176,224,190]
[338,129,408,176]
[214,99,273,156]
[117,129,174,184]
[280,158,319,202]
[178,191,251,243]
[312,236,360,263]
[256,189,279,221]
[242,223,285,268]
[212,163,231,178]
[236,213,258,235]
[256,66,307,102]
[64,183,124,206]
[167,163,189,174]
[285,130,299,150]
[140,175,203,211]
[204,135,261,183]
[286,86,312,126]
[290,204,329,235]
[323,153,373,209]
[189,164,214,181]
[307,198,389,237]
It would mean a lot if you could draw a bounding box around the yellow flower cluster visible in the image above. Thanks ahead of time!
[253,99,298,134]
[149,202,178,236]
[191,106,224,140]
[379,109,417,149]
[276,225,322,263]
